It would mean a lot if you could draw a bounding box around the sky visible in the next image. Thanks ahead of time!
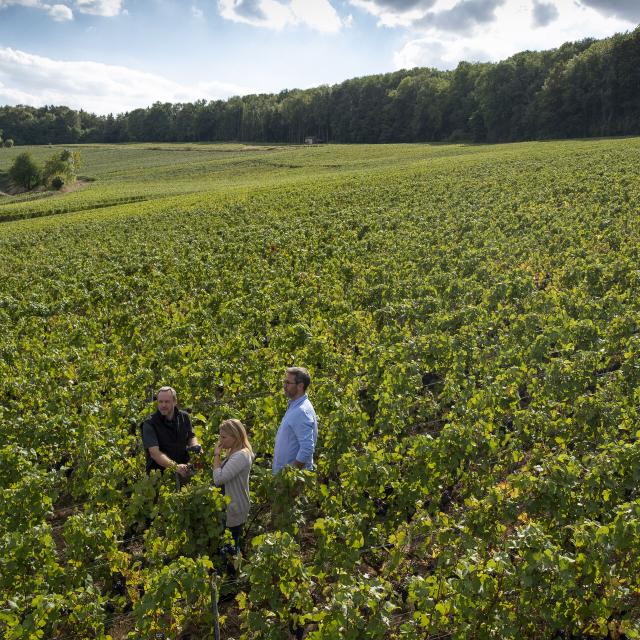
[0,0,638,115]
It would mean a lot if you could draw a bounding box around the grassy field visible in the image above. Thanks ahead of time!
[1,139,640,639]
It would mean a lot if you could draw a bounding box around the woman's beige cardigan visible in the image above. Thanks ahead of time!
[213,449,252,527]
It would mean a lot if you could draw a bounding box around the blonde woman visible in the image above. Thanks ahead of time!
[213,419,253,553]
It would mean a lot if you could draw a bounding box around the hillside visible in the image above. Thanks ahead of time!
[1,139,640,638]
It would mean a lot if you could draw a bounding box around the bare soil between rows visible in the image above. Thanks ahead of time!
[0,179,90,198]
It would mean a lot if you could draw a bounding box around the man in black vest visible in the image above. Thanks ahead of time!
[142,385,201,478]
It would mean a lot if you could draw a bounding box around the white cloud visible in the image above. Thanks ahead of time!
[218,0,344,33]
[1,0,75,21]
[48,2,73,19]
[219,0,289,28]
[290,0,342,32]
[531,0,558,28]
[0,0,43,7]
[0,47,252,115]
[348,0,435,27]
[74,0,122,16]
[394,37,488,69]
[414,0,505,35]
[191,4,204,19]
[354,0,639,33]
[578,0,640,23]
[393,0,636,71]
[0,0,124,18]
[0,0,74,21]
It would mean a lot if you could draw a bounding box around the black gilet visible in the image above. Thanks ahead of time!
[144,409,192,473]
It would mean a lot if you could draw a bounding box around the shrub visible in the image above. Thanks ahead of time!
[8,152,41,190]
[3,139,14,148]
[51,175,65,190]
[43,149,81,186]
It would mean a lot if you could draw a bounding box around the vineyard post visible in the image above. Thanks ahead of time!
[211,577,220,640]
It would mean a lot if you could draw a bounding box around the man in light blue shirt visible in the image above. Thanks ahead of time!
[272,367,318,474]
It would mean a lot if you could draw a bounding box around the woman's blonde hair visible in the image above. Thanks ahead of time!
[220,419,253,455]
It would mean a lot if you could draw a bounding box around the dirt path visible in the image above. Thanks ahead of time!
[0,179,90,198]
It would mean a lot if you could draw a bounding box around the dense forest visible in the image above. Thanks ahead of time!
[1,27,639,146]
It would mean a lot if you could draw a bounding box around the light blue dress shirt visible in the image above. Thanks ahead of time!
[272,394,318,474]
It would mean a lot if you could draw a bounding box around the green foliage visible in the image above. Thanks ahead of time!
[62,508,124,572]
[0,468,59,532]
[126,469,161,530]
[239,531,314,639]
[42,148,81,187]
[131,556,216,638]
[8,151,41,190]
[51,175,65,190]
[0,581,109,640]
[1,139,640,637]
[146,479,227,564]
[308,575,397,639]
[255,465,316,534]
[312,514,365,572]
[0,525,63,599]
[3,138,14,148]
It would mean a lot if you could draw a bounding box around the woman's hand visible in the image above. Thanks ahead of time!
[213,440,223,471]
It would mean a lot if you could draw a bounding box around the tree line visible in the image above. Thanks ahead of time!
[1,27,639,146]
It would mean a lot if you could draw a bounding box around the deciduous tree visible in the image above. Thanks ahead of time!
[8,151,41,190]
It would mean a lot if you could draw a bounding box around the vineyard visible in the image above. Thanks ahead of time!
[1,138,640,639]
